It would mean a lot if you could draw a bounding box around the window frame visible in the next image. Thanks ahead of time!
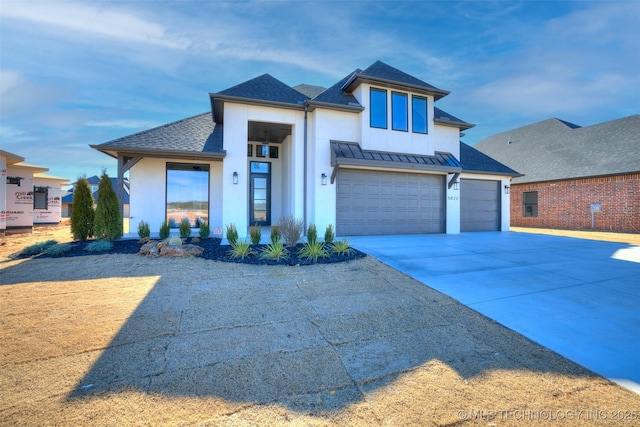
[411,95,428,134]
[391,92,408,132]
[165,162,210,228]
[369,87,388,129]
[523,191,538,217]
[33,186,48,210]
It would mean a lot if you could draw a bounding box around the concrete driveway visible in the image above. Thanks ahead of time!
[349,232,640,393]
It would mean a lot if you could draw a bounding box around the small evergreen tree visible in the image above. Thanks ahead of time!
[70,176,95,241]
[94,171,122,241]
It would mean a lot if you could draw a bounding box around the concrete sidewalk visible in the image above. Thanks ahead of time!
[349,232,640,393]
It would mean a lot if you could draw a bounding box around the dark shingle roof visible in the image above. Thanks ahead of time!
[330,141,462,173]
[342,60,450,100]
[293,84,326,99]
[309,70,362,109]
[473,115,640,184]
[460,142,521,176]
[217,74,309,105]
[92,112,224,158]
[434,107,474,130]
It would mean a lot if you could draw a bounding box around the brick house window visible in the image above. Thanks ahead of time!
[523,191,538,217]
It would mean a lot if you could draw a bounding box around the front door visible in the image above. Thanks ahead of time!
[250,162,270,225]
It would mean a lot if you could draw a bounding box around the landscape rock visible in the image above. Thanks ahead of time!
[139,241,160,257]
[160,244,204,257]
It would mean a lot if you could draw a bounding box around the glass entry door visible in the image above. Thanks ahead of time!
[250,162,270,225]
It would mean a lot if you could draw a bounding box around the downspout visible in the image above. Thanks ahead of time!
[303,103,308,234]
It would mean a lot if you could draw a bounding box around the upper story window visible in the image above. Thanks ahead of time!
[412,96,428,134]
[370,88,387,129]
[392,92,408,131]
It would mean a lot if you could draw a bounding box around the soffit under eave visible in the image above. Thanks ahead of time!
[91,146,226,162]
[434,118,475,130]
[210,93,305,124]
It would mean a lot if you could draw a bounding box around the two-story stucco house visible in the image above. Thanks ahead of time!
[92,61,519,238]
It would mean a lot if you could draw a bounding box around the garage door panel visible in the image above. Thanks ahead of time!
[337,169,444,235]
[460,179,500,232]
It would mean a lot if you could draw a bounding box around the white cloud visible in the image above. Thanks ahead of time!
[0,1,190,49]
[85,119,161,129]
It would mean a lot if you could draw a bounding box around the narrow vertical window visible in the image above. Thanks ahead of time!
[370,88,387,129]
[166,163,209,227]
[33,186,48,210]
[412,96,427,134]
[523,191,538,217]
[392,92,408,131]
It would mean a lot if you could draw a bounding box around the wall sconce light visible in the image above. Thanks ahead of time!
[453,181,459,190]
[233,171,238,185]
[321,173,327,185]
[504,185,510,194]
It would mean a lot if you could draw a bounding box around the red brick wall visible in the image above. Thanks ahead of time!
[511,173,640,233]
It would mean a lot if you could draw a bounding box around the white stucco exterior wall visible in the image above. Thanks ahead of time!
[433,125,461,158]
[353,83,435,156]
[128,157,223,238]
[445,175,461,234]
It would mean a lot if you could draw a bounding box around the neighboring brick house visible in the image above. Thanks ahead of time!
[474,115,640,233]
[93,60,519,238]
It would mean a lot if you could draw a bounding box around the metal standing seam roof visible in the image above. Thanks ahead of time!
[473,115,640,184]
[330,141,462,173]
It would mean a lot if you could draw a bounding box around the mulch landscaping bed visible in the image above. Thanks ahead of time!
[12,237,366,266]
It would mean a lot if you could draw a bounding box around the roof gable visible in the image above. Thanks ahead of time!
[474,115,640,183]
[342,60,450,100]
[217,73,309,105]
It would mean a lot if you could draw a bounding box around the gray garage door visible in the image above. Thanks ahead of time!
[337,169,445,235]
[460,179,501,231]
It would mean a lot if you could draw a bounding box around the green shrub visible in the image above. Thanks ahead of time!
[307,224,318,245]
[138,220,150,240]
[166,236,183,246]
[229,240,252,259]
[179,218,191,238]
[278,216,304,247]
[18,240,58,257]
[226,223,238,246]
[159,220,171,239]
[331,239,354,256]
[85,240,113,252]
[259,240,289,262]
[199,221,210,238]
[298,241,328,263]
[250,224,262,245]
[70,176,95,241]
[270,225,281,244]
[94,171,122,241]
[44,243,73,256]
[324,224,335,244]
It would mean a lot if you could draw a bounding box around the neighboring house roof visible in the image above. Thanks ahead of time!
[330,141,462,174]
[34,173,70,183]
[0,150,25,165]
[10,162,48,173]
[91,112,225,160]
[459,142,522,177]
[64,177,130,204]
[474,115,640,184]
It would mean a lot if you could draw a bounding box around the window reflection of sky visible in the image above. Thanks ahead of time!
[167,169,208,204]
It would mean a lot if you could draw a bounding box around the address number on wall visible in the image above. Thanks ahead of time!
[447,196,459,201]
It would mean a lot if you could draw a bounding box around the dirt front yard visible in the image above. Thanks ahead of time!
[1,225,639,426]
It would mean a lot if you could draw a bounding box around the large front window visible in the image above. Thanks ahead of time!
[166,163,209,227]
[370,88,387,129]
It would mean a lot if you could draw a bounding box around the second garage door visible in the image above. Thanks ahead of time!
[460,179,501,231]
[336,169,445,236]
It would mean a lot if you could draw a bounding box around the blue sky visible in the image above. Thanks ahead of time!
[1,0,638,181]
